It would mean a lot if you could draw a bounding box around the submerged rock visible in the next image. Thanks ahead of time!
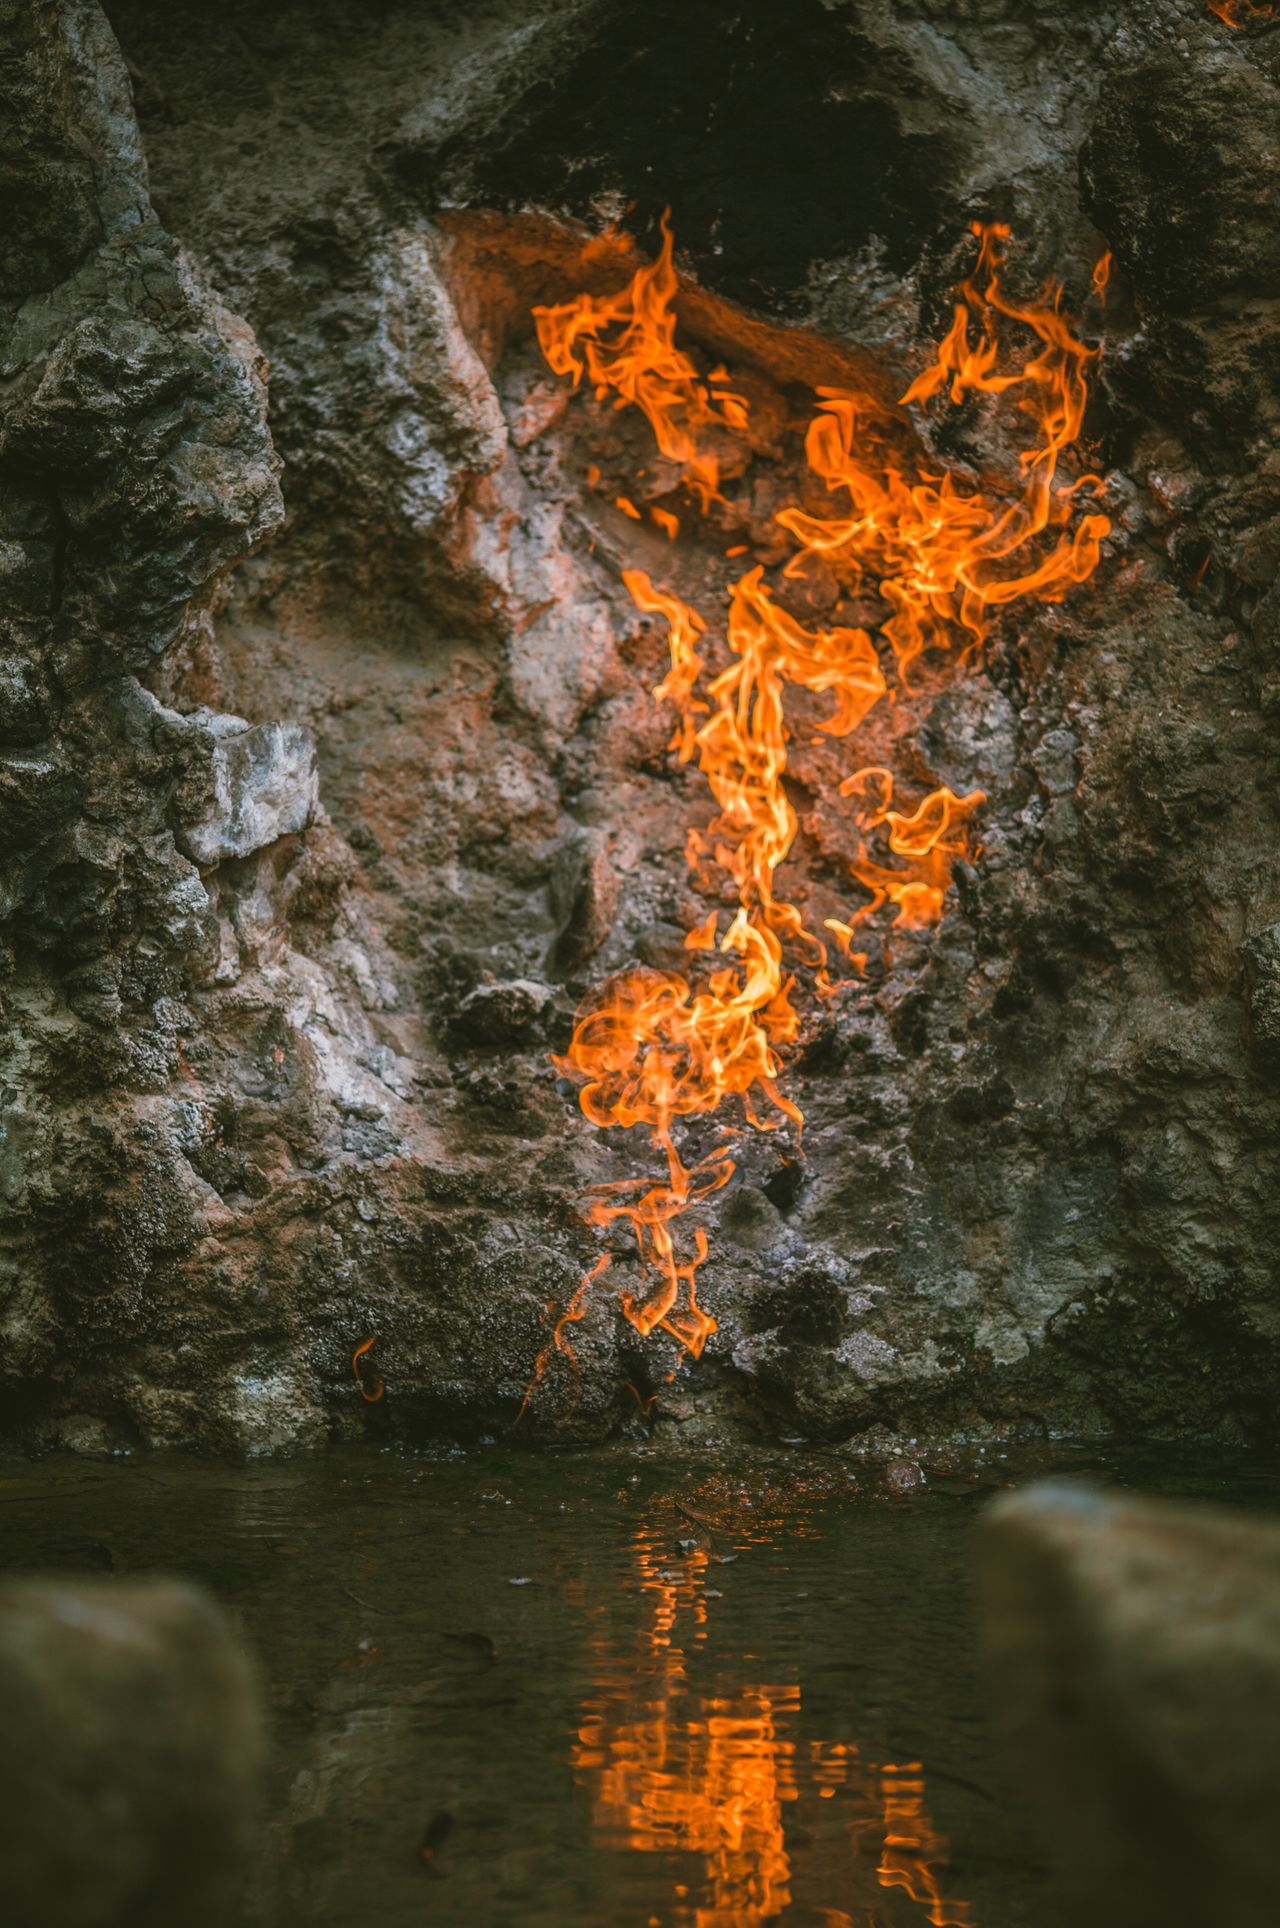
[881,1457,926,1496]
[980,1481,1280,1928]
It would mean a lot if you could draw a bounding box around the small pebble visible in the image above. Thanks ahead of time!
[883,1458,926,1494]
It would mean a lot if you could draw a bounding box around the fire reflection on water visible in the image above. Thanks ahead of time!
[571,1519,974,1926]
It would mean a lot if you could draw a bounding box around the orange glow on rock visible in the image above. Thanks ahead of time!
[532,217,1109,1389]
[517,1254,612,1425]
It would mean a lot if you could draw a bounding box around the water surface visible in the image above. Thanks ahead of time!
[1,1442,1275,1925]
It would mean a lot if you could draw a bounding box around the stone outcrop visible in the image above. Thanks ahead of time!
[2,0,1279,1451]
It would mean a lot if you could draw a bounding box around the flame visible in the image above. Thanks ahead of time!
[516,1254,611,1425]
[1208,0,1275,22]
[1091,249,1112,303]
[530,216,1109,1392]
[840,774,987,930]
[352,1333,384,1403]
[780,224,1109,683]
[534,209,747,511]
[551,915,798,1358]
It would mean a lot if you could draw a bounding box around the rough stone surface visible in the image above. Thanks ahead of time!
[980,1481,1280,1928]
[0,1577,263,1927]
[2,0,1279,1451]
[173,713,318,867]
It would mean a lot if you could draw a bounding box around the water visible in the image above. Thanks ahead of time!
[1,1442,1277,1926]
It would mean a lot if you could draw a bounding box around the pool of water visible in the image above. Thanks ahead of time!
[1,1441,1277,1926]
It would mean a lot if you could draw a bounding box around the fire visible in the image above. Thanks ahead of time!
[352,1333,384,1403]
[534,210,747,512]
[551,914,796,1358]
[527,216,1109,1397]
[517,1253,611,1423]
[779,225,1109,683]
[1208,0,1275,22]
[839,774,987,932]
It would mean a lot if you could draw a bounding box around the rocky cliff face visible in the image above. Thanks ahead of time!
[3,0,1279,1453]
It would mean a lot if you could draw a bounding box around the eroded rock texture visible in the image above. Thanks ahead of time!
[3,0,1279,1451]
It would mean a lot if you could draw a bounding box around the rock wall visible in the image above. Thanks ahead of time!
[3,0,1279,1452]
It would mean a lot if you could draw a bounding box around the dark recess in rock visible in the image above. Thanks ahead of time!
[424,0,957,310]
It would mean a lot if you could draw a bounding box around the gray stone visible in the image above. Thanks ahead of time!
[980,1481,1280,1928]
[0,1578,263,1928]
[175,716,318,867]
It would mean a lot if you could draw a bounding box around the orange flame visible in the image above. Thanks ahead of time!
[534,210,748,511]
[535,217,1109,1384]
[516,1254,611,1425]
[1208,0,1275,22]
[552,914,798,1358]
[781,224,1109,682]
[352,1333,384,1403]
[840,774,987,930]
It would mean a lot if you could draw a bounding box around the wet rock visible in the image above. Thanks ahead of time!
[881,1457,925,1495]
[0,1578,263,1928]
[980,1481,1280,1928]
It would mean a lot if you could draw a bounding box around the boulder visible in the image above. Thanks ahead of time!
[980,1480,1280,1928]
[0,1578,263,1928]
